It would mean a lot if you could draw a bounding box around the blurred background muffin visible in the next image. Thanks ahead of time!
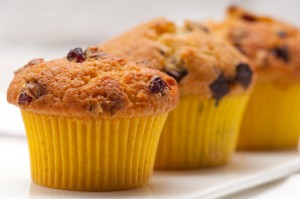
[207,6,300,150]
[98,18,255,169]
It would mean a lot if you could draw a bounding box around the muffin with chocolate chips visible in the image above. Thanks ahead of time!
[207,6,300,150]
[98,18,255,169]
[7,49,179,191]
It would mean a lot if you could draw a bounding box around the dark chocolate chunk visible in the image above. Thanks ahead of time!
[18,90,33,105]
[241,13,257,22]
[209,74,230,104]
[236,63,253,88]
[164,68,188,82]
[277,31,287,38]
[149,76,167,94]
[67,47,85,63]
[270,45,289,62]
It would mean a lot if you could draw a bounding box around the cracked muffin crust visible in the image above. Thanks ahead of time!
[206,6,300,79]
[7,50,179,118]
[98,18,255,101]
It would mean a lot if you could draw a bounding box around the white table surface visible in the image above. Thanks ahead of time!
[0,134,300,199]
[1,91,300,198]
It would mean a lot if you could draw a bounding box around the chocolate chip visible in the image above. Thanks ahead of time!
[67,47,85,63]
[26,82,46,99]
[164,68,188,82]
[270,45,289,62]
[236,63,253,88]
[149,76,167,94]
[277,31,287,38]
[18,90,33,105]
[209,74,230,104]
[241,14,257,22]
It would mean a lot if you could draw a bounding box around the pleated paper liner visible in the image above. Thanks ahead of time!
[155,94,249,170]
[238,80,300,150]
[21,110,167,191]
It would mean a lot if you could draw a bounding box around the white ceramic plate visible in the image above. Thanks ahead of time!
[0,136,300,199]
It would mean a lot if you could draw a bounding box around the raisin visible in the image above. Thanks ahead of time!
[149,76,167,94]
[67,47,85,63]
[18,90,33,105]
[236,63,253,88]
[209,74,230,104]
[164,68,188,82]
[270,45,289,62]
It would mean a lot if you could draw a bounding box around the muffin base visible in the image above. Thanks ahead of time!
[154,94,249,170]
[21,110,167,191]
[238,80,300,150]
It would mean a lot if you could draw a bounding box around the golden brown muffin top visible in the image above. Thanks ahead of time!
[7,49,179,119]
[206,6,300,79]
[99,18,255,102]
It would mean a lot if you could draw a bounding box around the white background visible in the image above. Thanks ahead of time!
[1,0,300,92]
[1,1,300,198]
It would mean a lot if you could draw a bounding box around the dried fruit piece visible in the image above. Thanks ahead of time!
[67,47,85,63]
[209,74,230,103]
[149,76,167,94]
[164,68,188,82]
[26,82,46,99]
[270,45,289,62]
[236,63,253,88]
[18,90,33,105]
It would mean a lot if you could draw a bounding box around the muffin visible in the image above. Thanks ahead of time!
[207,6,300,150]
[99,18,255,169]
[7,49,179,191]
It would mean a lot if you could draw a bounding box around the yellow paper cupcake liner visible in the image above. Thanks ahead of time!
[21,110,167,191]
[155,94,249,170]
[238,80,300,150]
